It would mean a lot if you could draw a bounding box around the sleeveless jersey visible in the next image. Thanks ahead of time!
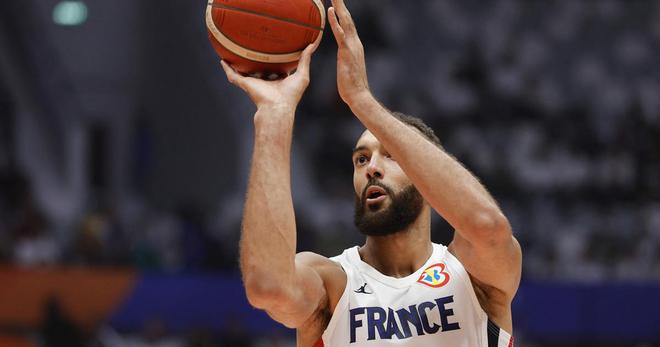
[317,243,513,347]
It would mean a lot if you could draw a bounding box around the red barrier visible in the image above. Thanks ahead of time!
[0,266,135,331]
[0,335,35,347]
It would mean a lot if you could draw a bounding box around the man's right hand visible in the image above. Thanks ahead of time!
[231,37,343,333]
[220,42,319,112]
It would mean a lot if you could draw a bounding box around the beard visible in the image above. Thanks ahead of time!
[353,180,424,237]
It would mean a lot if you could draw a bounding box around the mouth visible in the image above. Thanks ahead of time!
[364,185,388,206]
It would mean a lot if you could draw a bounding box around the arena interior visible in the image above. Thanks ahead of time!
[0,0,659,346]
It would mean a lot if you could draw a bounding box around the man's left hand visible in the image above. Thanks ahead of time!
[328,0,371,106]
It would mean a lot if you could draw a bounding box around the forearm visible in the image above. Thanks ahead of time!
[349,94,509,239]
[240,105,298,298]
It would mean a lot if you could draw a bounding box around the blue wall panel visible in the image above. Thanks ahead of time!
[110,276,660,342]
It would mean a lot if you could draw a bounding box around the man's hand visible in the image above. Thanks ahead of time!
[328,0,370,106]
[220,42,319,111]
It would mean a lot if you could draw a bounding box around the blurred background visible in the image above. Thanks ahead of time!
[1,0,659,346]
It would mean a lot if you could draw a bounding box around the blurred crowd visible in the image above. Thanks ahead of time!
[1,0,659,346]
[14,295,291,347]
[294,0,660,282]
[0,168,238,271]
[3,0,658,282]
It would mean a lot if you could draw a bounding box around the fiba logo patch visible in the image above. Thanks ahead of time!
[417,263,450,288]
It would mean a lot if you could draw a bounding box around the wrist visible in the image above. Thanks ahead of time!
[346,90,376,113]
[256,102,297,114]
[254,103,296,129]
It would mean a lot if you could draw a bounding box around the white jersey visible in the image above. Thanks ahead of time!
[317,243,513,347]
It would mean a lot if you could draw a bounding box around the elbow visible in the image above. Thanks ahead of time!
[243,274,287,309]
[466,209,512,246]
[243,275,308,329]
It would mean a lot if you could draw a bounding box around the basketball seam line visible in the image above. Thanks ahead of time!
[208,3,324,31]
[214,24,310,57]
[207,6,306,64]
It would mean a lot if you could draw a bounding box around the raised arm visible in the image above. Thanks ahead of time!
[221,44,338,328]
[327,0,521,298]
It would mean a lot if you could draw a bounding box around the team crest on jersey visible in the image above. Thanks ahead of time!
[417,263,450,288]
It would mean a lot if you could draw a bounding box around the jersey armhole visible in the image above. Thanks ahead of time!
[444,249,487,321]
[445,250,514,345]
[320,259,351,345]
[487,319,514,347]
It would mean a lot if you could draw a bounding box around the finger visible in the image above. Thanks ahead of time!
[327,7,346,45]
[221,60,255,92]
[295,43,316,78]
[331,0,356,34]
[308,33,322,54]
[220,60,243,86]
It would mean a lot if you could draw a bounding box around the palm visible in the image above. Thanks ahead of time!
[241,74,307,107]
[220,42,317,110]
[336,46,367,100]
[328,0,370,105]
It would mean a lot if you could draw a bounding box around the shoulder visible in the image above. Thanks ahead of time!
[296,251,345,278]
[448,233,522,297]
[295,252,349,346]
[296,251,347,313]
[447,237,521,333]
[296,251,341,267]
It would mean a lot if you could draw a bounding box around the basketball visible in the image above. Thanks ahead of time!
[206,0,326,77]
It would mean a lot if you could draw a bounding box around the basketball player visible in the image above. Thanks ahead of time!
[220,0,522,346]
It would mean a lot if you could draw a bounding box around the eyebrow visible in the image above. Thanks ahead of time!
[352,145,369,155]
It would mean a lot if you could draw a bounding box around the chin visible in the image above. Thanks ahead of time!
[366,202,387,212]
[354,184,425,238]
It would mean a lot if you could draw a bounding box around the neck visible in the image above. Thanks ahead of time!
[358,206,433,278]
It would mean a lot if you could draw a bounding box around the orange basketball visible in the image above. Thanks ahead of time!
[206,0,325,77]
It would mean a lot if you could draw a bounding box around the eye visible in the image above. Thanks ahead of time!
[355,155,368,166]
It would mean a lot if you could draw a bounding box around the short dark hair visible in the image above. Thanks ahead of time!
[391,112,442,148]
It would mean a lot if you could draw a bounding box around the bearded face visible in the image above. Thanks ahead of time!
[353,178,424,236]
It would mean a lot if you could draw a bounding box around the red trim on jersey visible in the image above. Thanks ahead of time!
[508,336,514,347]
[314,338,324,347]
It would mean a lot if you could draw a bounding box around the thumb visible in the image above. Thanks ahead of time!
[295,39,320,79]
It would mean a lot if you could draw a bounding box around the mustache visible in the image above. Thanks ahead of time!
[361,178,394,202]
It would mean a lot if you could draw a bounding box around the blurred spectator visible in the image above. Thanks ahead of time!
[0,0,658,280]
[40,297,84,347]
[1,0,659,346]
[69,206,129,267]
[186,329,218,347]
[12,208,58,267]
[218,314,251,347]
[1,171,60,267]
[95,319,184,347]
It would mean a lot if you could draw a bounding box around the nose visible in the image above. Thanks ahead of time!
[366,155,383,179]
